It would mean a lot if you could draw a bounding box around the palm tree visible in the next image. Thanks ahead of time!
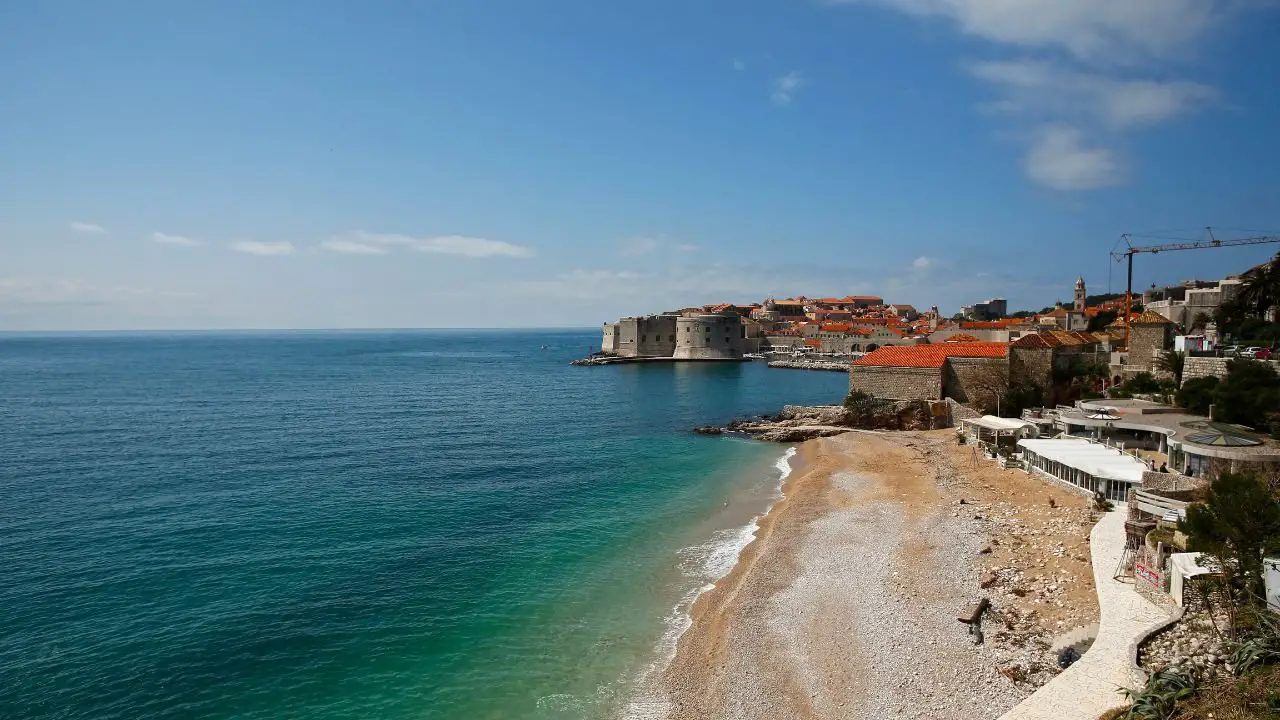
[1154,349,1185,386]
[1238,251,1280,319]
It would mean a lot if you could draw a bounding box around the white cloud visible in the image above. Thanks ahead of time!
[675,244,700,253]
[1024,126,1123,191]
[618,236,663,257]
[69,221,106,234]
[351,231,534,259]
[827,0,1258,190]
[829,0,1234,64]
[732,59,746,71]
[152,231,202,247]
[771,71,805,105]
[967,59,1216,130]
[231,240,295,256]
[320,239,387,255]
[912,256,933,269]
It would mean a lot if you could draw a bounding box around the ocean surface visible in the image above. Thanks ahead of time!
[0,330,849,720]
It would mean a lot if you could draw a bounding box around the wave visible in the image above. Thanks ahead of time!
[622,445,797,719]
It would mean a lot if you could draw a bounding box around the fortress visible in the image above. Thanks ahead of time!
[601,311,746,361]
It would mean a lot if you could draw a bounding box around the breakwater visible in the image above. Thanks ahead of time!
[766,359,849,372]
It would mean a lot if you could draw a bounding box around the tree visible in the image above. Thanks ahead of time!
[1153,350,1186,385]
[1191,311,1212,333]
[843,390,889,427]
[1122,372,1163,394]
[1181,472,1280,610]
[1087,308,1119,332]
[1239,251,1280,319]
[1175,376,1219,416]
[1213,359,1280,430]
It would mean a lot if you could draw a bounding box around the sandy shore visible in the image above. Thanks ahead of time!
[651,430,1100,720]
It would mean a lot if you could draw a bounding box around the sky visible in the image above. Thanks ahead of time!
[3,0,1280,330]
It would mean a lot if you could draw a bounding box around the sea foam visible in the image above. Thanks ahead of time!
[622,445,797,719]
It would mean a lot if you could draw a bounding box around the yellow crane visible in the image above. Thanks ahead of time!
[1110,228,1280,341]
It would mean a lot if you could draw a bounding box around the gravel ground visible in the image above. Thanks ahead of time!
[652,431,1086,720]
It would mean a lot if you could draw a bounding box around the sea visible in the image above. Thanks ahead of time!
[0,330,849,720]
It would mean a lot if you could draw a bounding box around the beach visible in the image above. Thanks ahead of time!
[653,430,1101,720]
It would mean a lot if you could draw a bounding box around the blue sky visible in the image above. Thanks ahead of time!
[3,0,1280,329]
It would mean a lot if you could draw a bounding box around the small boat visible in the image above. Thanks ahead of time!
[743,353,766,360]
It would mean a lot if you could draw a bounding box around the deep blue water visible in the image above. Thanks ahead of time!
[0,330,849,719]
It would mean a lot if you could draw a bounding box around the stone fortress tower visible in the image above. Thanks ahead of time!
[601,310,745,360]
[674,313,745,360]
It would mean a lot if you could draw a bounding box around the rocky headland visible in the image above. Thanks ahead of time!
[693,401,946,442]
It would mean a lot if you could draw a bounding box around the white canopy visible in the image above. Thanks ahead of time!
[1016,438,1148,483]
[964,415,1038,433]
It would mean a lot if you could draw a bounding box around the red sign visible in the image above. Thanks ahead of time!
[1135,562,1161,589]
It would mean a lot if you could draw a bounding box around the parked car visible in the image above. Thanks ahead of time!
[1255,347,1273,360]
[1241,346,1265,358]
[1220,345,1241,357]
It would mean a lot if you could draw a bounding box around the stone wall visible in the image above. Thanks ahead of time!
[1140,471,1206,493]
[1181,356,1230,386]
[601,323,619,353]
[1010,346,1053,390]
[674,314,744,359]
[616,315,678,357]
[763,335,805,351]
[848,365,942,400]
[1127,324,1171,375]
[943,356,1009,408]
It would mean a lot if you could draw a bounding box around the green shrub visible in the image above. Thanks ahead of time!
[1120,665,1199,719]
[1175,376,1220,416]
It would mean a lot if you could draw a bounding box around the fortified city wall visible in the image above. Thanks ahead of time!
[674,314,745,360]
[848,365,942,400]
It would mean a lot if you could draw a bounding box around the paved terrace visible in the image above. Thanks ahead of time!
[998,509,1175,720]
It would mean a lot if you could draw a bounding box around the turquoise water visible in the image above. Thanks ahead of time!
[0,330,848,719]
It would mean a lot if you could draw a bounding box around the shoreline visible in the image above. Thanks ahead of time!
[643,430,1101,720]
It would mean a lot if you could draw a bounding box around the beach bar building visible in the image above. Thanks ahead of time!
[1017,438,1148,502]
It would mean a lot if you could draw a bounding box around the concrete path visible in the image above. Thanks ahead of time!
[998,508,1175,720]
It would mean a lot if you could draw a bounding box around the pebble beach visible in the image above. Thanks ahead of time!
[648,430,1102,719]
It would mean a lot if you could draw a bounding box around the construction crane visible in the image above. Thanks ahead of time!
[1110,228,1280,340]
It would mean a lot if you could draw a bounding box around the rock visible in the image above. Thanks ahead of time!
[693,426,724,435]
[980,572,999,589]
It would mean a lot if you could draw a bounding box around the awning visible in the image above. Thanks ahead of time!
[1016,438,1148,483]
[964,416,1038,433]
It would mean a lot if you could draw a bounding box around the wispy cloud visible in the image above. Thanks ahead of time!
[771,71,805,105]
[675,243,700,253]
[732,59,746,71]
[618,236,663,258]
[967,59,1216,130]
[231,240,295,256]
[152,231,202,247]
[69,221,106,234]
[1024,125,1124,191]
[912,256,934,269]
[320,239,387,255]
[349,231,534,259]
[827,0,1240,65]
[827,0,1262,190]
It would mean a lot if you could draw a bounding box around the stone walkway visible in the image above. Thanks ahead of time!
[998,508,1175,720]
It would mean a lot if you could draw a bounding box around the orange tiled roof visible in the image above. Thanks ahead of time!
[1011,333,1055,349]
[820,322,854,332]
[1132,310,1172,325]
[945,333,980,342]
[853,342,1009,368]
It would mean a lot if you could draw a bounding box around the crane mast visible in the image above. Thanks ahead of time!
[1110,229,1280,342]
